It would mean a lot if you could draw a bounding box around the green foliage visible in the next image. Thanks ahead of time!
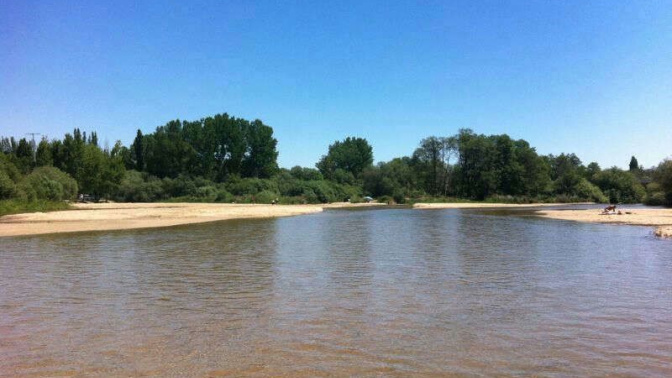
[289,166,323,181]
[0,155,21,199]
[138,114,278,181]
[226,177,279,196]
[317,137,373,180]
[132,129,145,171]
[17,166,78,201]
[413,136,457,195]
[592,168,645,203]
[0,199,71,217]
[35,138,53,167]
[2,114,668,208]
[116,170,166,202]
[77,143,125,197]
[629,156,639,172]
[243,120,279,178]
[332,168,356,185]
[644,191,666,206]
[652,159,672,206]
[255,190,279,204]
[0,170,16,199]
[454,130,550,199]
[574,178,608,203]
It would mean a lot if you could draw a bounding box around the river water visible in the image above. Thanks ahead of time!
[1,207,671,376]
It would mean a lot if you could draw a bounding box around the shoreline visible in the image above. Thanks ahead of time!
[536,208,672,238]
[412,202,592,209]
[415,202,672,238]
[2,201,669,238]
[0,202,384,238]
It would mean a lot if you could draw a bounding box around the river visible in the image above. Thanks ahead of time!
[1,207,671,376]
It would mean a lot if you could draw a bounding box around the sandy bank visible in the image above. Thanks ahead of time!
[0,203,382,237]
[537,208,672,238]
[413,202,590,209]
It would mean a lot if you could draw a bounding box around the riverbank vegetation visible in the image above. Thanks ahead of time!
[1,112,670,213]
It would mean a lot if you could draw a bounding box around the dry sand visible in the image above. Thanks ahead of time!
[0,202,383,238]
[536,208,672,238]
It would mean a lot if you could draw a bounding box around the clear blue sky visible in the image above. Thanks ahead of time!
[2,0,671,169]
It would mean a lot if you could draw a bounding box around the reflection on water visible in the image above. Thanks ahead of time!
[1,208,671,376]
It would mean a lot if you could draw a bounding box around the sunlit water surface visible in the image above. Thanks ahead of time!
[1,208,671,376]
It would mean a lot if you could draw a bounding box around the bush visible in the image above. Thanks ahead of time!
[392,188,406,204]
[332,169,356,185]
[0,170,15,199]
[644,191,666,206]
[378,195,393,204]
[255,190,279,203]
[0,199,71,217]
[0,154,21,183]
[592,168,645,203]
[302,188,319,203]
[226,178,278,196]
[289,166,323,181]
[17,167,78,201]
[215,188,233,203]
[574,178,608,203]
[115,170,166,202]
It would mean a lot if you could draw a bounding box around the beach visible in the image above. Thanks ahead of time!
[414,203,672,237]
[0,202,383,238]
[412,202,584,209]
[3,202,670,238]
[536,208,672,238]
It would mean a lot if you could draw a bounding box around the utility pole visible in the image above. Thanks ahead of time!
[26,133,41,163]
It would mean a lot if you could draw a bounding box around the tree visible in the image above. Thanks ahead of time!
[585,162,601,179]
[36,138,53,167]
[412,136,456,195]
[592,167,645,204]
[455,129,499,199]
[132,129,144,171]
[629,156,639,172]
[11,138,34,173]
[316,137,373,180]
[652,159,672,206]
[242,120,279,178]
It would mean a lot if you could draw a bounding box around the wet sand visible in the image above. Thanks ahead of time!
[0,202,383,238]
[537,208,672,238]
[412,202,582,209]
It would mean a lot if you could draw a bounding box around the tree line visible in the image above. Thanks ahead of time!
[1,112,671,209]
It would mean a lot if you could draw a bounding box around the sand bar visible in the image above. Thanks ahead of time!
[537,208,672,238]
[413,202,591,209]
[0,202,382,238]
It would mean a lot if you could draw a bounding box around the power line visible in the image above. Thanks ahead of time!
[26,133,41,163]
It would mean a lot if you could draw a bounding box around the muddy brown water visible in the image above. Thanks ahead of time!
[1,208,671,376]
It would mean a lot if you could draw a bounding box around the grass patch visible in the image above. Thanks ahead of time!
[0,200,72,217]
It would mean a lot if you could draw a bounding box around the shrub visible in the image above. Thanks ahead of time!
[392,188,406,204]
[194,185,218,201]
[0,170,15,199]
[255,190,279,203]
[115,170,166,202]
[215,188,233,203]
[574,178,608,203]
[644,191,666,206]
[226,178,278,196]
[378,195,393,204]
[302,188,319,204]
[592,168,645,203]
[289,166,323,181]
[17,167,78,201]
